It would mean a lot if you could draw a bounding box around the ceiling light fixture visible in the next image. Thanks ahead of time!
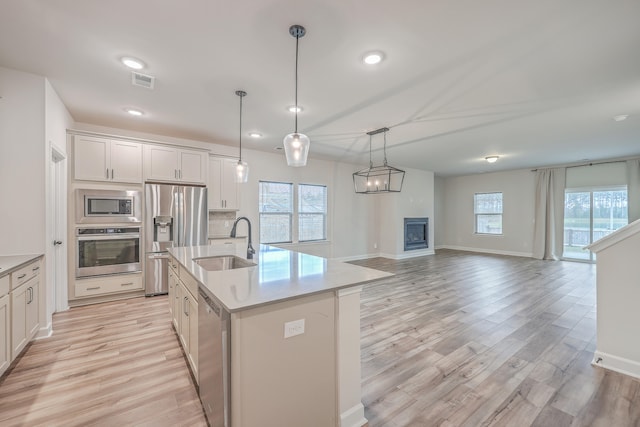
[249,132,262,138]
[235,90,249,183]
[613,114,629,122]
[283,24,310,167]
[485,156,499,163]
[353,127,405,194]
[121,57,145,70]
[363,52,384,65]
[125,108,144,116]
[287,105,303,113]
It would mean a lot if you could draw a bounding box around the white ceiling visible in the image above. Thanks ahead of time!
[1,0,639,176]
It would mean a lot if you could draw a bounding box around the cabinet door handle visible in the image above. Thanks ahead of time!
[18,273,26,279]
[179,169,182,179]
[106,168,109,179]
[111,169,114,179]
[87,286,101,291]
[120,282,134,286]
[28,287,33,304]
[184,296,188,316]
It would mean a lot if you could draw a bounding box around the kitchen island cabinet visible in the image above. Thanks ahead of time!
[169,244,391,427]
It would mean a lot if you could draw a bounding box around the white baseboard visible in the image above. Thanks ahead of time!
[340,402,367,427]
[438,245,533,258]
[332,253,380,262]
[35,321,53,340]
[592,350,640,380]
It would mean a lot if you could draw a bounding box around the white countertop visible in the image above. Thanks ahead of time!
[168,244,392,313]
[0,254,44,278]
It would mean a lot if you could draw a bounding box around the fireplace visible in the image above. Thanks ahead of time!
[404,217,428,251]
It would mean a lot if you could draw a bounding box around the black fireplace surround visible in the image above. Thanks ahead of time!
[404,217,429,251]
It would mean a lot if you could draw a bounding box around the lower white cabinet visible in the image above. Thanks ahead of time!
[11,276,39,360]
[168,256,198,383]
[0,293,10,377]
[74,273,143,298]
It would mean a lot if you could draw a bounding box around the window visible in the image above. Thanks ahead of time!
[298,184,327,241]
[563,187,628,261]
[259,181,328,244]
[474,192,503,234]
[259,181,293,244]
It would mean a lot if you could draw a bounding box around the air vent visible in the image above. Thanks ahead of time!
[131,71,155,89]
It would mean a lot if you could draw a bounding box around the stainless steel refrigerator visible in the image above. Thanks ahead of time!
[144,183,208,295]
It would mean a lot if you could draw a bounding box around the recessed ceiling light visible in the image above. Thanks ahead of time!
[363,51,384,65]
[288,105,303,113]
[121,57,145,70]
[249,132,262,138]
[125,108,144,116]
[485,156,499,163]
[613,114,629,122]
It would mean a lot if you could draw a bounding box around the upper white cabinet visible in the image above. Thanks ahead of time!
[74,135,143,183]
[208,156,239,210]
[145,145,207,184]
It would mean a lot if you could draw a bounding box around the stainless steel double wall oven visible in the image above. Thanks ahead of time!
[75,189,143,278]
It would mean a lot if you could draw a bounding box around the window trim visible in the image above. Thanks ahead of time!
[298,183,328,242]
[474,192,503,235]
[259,180,329,244]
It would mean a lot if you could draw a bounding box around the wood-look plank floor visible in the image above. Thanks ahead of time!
[351,249,640,427]
[1,250,639,426]
[0,296,207,427]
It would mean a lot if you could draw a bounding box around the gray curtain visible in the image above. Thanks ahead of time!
[532,167,566,260]
[627,159,640,222]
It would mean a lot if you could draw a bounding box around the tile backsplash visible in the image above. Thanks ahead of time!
[209,211,237,236]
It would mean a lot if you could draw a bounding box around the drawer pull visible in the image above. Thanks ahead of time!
[120,282,134,286]
[18,273,27,279]
[86,286,101,290]
[32,266,40,272]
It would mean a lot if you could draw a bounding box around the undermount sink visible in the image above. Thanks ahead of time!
[194,255,255,271]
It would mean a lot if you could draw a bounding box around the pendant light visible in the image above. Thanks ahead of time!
[353,127,405,193]
[283,24,310,167]
[235,90,249,183]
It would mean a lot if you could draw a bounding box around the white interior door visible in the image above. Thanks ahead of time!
[51,147,68,312]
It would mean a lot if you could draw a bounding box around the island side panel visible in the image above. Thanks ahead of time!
[336,286,367,427]
[231,291,337,427]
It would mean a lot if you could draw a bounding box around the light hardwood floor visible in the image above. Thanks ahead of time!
[352,250,640,427]
[1,250,639,426]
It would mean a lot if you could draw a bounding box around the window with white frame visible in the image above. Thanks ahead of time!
[259,181,328,244]
[474,192,503,234]
[259,181,293,244]
[298,184,327,241]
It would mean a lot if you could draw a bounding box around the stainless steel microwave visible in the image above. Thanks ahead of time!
[76,189,142,224]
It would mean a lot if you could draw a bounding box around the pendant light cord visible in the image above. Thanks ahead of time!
[239,94,243,162]
[369,135,373,167]
[294,33,300,134]
[383,130,388,166]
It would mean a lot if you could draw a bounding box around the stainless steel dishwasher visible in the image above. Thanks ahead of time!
[198,288,231,427]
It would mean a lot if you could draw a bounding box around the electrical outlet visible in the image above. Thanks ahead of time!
[374,243,378,249]
[284,319,305,338]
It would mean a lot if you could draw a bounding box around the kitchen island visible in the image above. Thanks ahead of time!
[168,244,392,427]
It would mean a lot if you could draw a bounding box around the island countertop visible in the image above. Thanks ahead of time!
[168,244,392,313]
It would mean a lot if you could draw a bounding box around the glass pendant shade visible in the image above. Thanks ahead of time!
[235,160,249,183]
[283,132,310,167]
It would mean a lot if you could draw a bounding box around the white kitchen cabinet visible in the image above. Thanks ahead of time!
[144,145,207,184]
[10,259,41,361]
[208,156,239,210]
[168,255,198,383]
[74,135,142,183]
[0,293,9,377]
[74,273,143,298]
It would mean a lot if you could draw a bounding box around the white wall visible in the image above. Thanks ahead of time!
[377,168,435,258]
[237,148,379,260]
[434,175,446,248]
[0,66,46,255]
[440,169,536,257]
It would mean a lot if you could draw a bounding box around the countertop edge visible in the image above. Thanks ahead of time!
[0,254,44,278]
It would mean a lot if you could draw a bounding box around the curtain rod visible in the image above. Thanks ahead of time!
[531,156,640,172]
